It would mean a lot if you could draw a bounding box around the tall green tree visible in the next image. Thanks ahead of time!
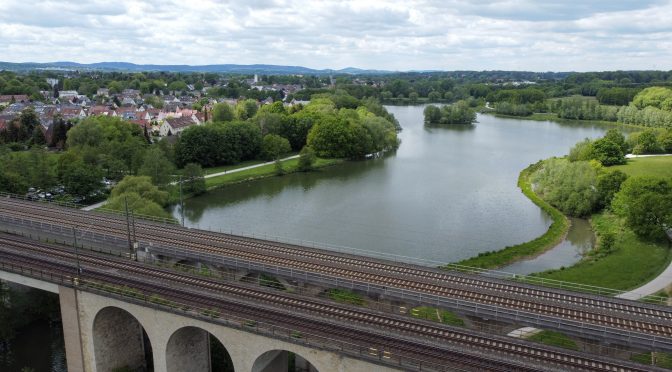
[212,102,234,122]
[182,163,206,195]
[139,147,175,186]
[261,134,291,160]
[612,176,672,239]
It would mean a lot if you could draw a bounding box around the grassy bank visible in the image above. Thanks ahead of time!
[204,157,343,189]
[532,212,671,290]
[490,112,647,130]
[528,156,672,290]
[452,161,570,269]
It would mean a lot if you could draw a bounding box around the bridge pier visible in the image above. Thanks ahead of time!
[72,290,402,372]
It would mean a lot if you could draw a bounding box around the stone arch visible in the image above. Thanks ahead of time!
[252,349,319,372]
[92,306,153,372]
[166,326,235,372]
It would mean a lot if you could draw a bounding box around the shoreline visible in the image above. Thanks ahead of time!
[449,161,571,270]
[487,112,652,131]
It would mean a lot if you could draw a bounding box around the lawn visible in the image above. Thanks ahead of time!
[409,306,465,327]
[533,213,671,290]
[204,157,342,189]
[527,330,579,351]
[611,156,672,179]
[202,159,267,175]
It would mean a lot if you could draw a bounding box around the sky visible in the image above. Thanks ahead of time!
[1,0,671,72]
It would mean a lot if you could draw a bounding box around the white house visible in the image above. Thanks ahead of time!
[159,115,198,136]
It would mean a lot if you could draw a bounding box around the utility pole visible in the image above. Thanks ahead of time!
[179,175,185,227]
[124,196,133,255]
[72,226,81,275]
[130,209,138,261]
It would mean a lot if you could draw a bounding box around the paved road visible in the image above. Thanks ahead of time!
[81,200,107,211]
[81,155,301,211]
[617,257,672,300]
[204,155,300,179]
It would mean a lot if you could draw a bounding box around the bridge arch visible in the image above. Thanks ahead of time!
[252,349,319,372]
[92,306,153,372]
[166,326,235,372]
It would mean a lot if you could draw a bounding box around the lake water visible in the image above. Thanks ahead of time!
[173,107,610,268]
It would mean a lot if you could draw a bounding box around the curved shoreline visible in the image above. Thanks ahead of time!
[449,161,571,269]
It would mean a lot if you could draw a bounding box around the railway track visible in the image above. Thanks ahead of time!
[0,234,661,372]
[1,197,671,341]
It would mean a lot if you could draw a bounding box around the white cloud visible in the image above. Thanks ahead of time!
[0,0,671,71]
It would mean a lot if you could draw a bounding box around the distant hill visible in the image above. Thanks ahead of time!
[0,61,394,75]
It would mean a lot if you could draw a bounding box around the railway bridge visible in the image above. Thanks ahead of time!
[0,196,671,371]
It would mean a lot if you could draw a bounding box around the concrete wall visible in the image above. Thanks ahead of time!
[75,290,402,372]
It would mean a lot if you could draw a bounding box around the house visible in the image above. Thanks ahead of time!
[96,88,110,97]
[58,91,79,100]
[159,116,198,136]
[59,106,87,120]
[0,95,29,106]
[89,106,116,116]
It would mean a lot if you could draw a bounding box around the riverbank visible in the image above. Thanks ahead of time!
[512,156,671,292]
[451,161,570,269]
[454,155,672,294]
[490,112,649,130]
[531,213,672,291]
[204,157,344,190]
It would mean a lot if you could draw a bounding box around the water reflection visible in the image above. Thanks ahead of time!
[175,107,609,264]
[500,218,595,275]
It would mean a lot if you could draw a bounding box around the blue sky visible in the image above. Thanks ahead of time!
[0,0,670,71]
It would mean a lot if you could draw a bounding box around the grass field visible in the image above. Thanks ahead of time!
[527,330,579,351]
[611,156,672,179]
[533,213,671,290]
[204,157,343,189]
[409,306,465,327]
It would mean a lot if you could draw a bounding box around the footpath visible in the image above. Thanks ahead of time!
[617,252,672,300]
[81,154,301,211]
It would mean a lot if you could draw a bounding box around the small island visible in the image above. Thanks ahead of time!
[423,101,477,125]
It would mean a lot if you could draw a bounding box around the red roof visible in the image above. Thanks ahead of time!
[0,95,29,103]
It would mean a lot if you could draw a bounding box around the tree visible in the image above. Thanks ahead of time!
[106,192,173,220]
[596,170,628,209]
[631,130,660,154]
[603,128,628,153]
[111,175,168,206]
[532,159,600,217]
[591,138,625,166]
[138,147,175,186]
[423,105,442,124]
[60,159,103,197]
[568,139,595,162]
[409,92,419,103]
[261,134,291,161]
[632,87,672,110]
[182,163,205,195]
[612,176,672,239]
[235,99,259,120]
[31,126,46,146]
[212,102,234,122]
[659,130,672,153]
[297,146,316,171]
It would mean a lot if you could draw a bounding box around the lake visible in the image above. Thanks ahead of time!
[173,107,612,268]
